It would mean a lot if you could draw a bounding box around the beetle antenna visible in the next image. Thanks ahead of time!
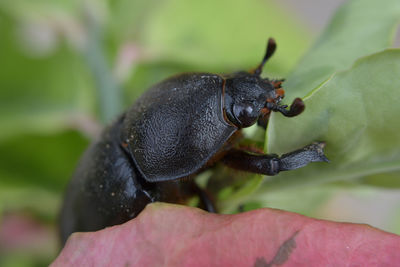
[253,38,276,76]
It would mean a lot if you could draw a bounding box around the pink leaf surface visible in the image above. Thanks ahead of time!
[52,203,400,267]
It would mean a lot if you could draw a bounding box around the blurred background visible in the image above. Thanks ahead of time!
[0,0,399,266]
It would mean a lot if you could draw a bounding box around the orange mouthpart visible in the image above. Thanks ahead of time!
[275,88,285,98]
[260,107,271,116]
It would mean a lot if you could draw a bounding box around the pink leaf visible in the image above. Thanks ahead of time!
[52,203,400,266]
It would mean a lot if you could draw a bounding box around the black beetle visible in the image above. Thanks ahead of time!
[60,38,328,244]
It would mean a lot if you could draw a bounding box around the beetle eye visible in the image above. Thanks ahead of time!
[232,103,258,127]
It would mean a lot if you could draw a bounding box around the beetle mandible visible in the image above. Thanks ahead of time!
[60,38,328,244]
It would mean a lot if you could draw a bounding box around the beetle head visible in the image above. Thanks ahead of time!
[223,38,304,128]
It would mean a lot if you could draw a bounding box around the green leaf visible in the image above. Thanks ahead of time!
[283,0,400,101]
[265,49,400,190]
[249,184,335,216]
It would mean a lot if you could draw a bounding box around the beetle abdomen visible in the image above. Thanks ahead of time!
[122,73,237,182]
[60,117,151,243]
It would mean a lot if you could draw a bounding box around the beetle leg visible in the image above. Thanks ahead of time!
[257,115,269,129]
[266,98,305,118]
[222,142,329,176]
[191,183,218,213]
[257,109,271,129]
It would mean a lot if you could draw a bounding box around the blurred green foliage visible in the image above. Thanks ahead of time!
[265,0,400,190]
[283,0,400,100]
[0,0,400,266]
[267,50,400,189]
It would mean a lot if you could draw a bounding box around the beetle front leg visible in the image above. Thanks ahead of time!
[258,98,306,130]
[257,114,270,129]
[270,78,285,89]
[222,142,329,176]
[266,98,305,118]
[190,182,218,213]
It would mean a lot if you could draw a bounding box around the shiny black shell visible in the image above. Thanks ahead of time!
[122,73,237,182]
[60,72,238,243]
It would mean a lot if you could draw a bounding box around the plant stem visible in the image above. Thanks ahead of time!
[85,14,121,124]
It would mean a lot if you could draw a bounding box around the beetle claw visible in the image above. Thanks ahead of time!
[279,141,329,171]
[287,98,305,117]
[265,98,304,117]
[277,98,305,117]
